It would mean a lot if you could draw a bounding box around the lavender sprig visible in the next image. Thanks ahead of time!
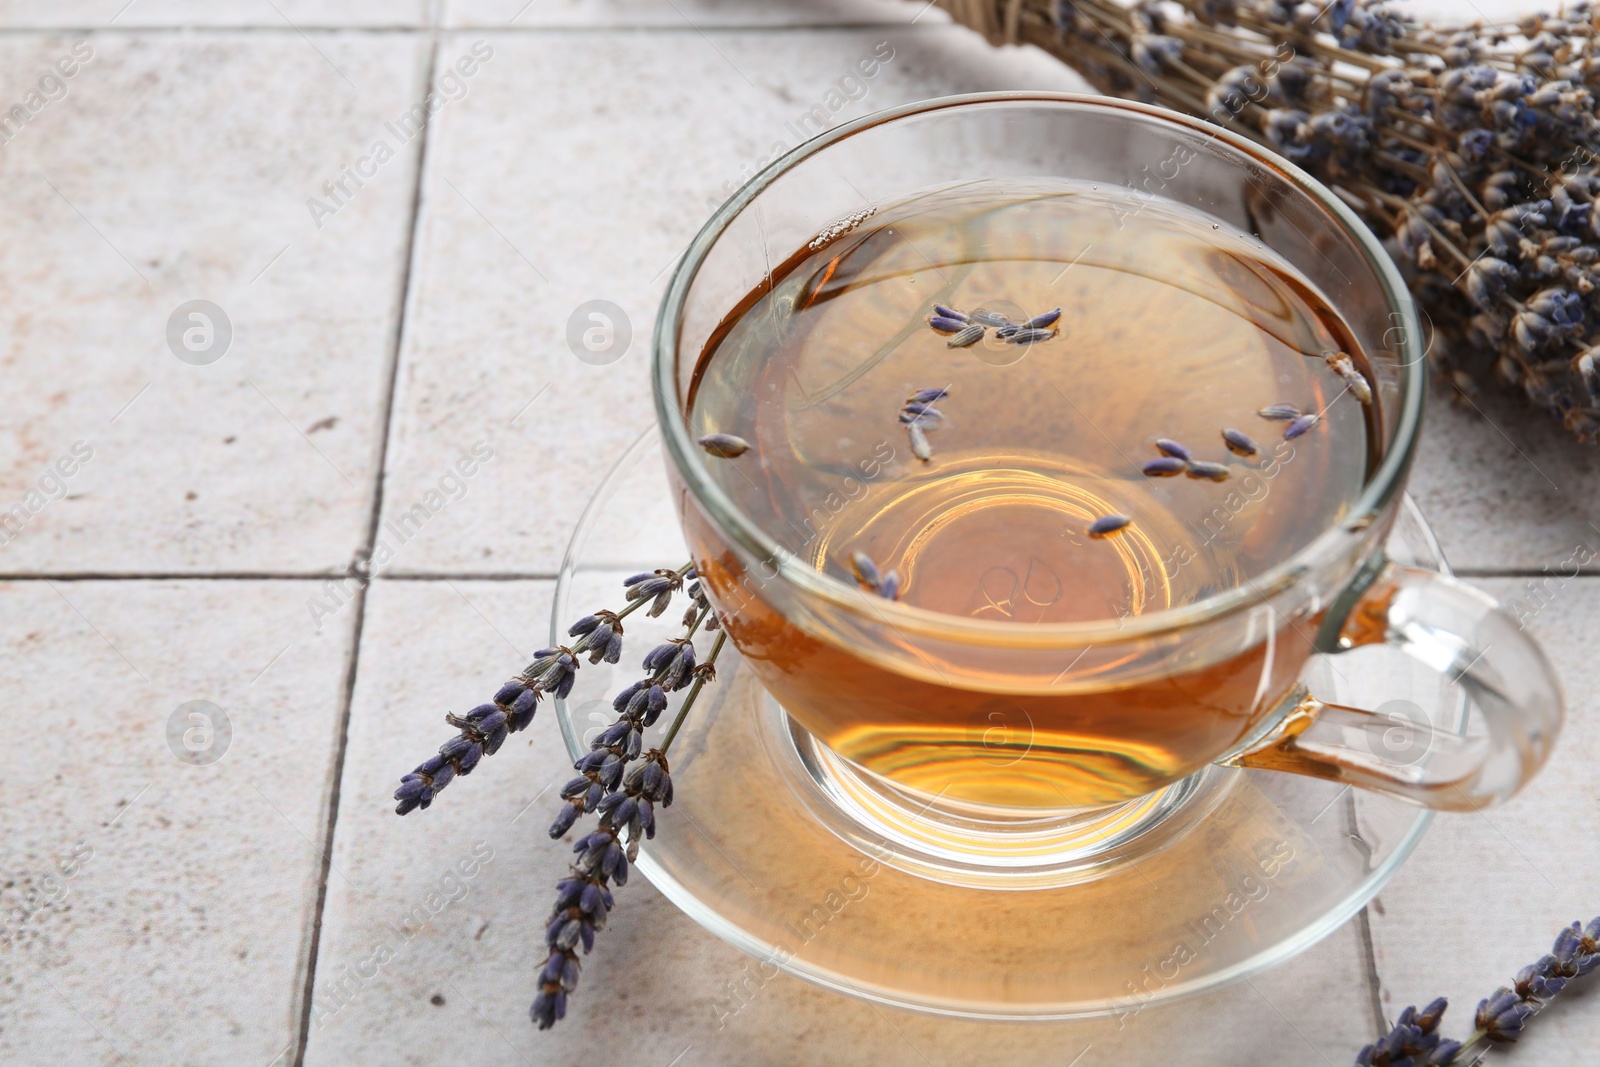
[390,563,692,815]
[1354,915,1600,1065]
[532,573,728,1030]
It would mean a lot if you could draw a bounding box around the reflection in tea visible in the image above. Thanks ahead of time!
[686,180,1378,809]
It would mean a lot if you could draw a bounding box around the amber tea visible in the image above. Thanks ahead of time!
[685,180,1378,810]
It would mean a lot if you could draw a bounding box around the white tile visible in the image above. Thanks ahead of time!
[307,578,1379,1066]
[445,0,938,28]
[379,27,1092,575]
[0,32,430,573]
[0,579,356,1065]
[1365,579,1600,1059]
[1409,382,1600,576]
[0,2,429,28]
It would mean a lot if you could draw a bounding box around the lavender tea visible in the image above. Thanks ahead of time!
[685,180,1379,809]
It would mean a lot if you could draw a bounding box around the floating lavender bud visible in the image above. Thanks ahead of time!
[995,324,1021,339]
[1221,428,1259,456]
[1284,413,1319,440]
[1186,460,1231,482]
[907,387,949,404]
[1257,404,1301,421]
[1025,307,1062,329]
[697,433,750,458]
[1154,438,1192,461]
[908,422,932,462]
[849,551,881,589]
[1325,351,1373,405]
[1008,327,1057,345]
[1141,456,1187,477]
[927,315,967,333]
[969,309,1012,328]
[878,570,901,601]
[932,304,968,323]
[946,324,985,348]
[1088,514,1132,538]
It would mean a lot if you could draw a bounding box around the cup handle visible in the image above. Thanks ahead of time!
[1224,559,1564,811]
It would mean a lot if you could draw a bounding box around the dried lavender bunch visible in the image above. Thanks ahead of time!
[532,572,727,1030]
[1353,915,1600,1065]
[391,564,692,814]
[943,0,1600,440]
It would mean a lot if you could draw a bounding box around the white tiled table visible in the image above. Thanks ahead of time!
[1,2,1595,1065]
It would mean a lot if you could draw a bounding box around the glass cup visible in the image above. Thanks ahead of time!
[653,94,1564,850]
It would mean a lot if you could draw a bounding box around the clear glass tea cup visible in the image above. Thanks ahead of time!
[653,93,1563,834]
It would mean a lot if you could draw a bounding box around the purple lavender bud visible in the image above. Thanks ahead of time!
[697,433,750,458]
[612,797,639,827]
[969,308,1012,328]
[626,577,669,602]
[532,647,559,659]
[623,728,643,760]
[474,708,506,735]
[1221,428,1259,456]
[575,749,608,773]
[1155,438,1192,461]
[587,619,613,648]
[395,776,428,803]
[1416,997,1447,1033]
[900,402,943,421]
[568,615,600,637]
[643,643,676,672]
[932,304,967,323]
[601,842,624,879]
[1186,460,1231,482]
[639,798,656,837]
[1257,403,1301,421]
[878,570,901,602]
[415,753,448,776]
[598,754,623,789]
[610,850,629,887]
[550,809,582,844]
[561,955,580,987]
[579,882,607,917]
[613,679,646,711]
[597,720,631,748]
[604,632,623,664]
[1516,958,1567,999]
[1025,307,1062,329]
[554,918,582,951]
[946,324,985,348]
[660,772,674,807]
[530,987,566,1030]
[510,688,539,730]
[624,687,651,720]
[1088,514,1132,538]
[583,782,601,810]
[553,878,584,909]
[623,572,655,587]
[456,741,483,775]
[907,387,949,404]
[1284,413,1319,440]
[440,735,473,760]
[429,763,455,792]
[642,761,664,795]
[464,703,499,723]
[541,953,566,985]
[1427,1039,1462,1063]
[493,680,526,705]
[849,550,880,589]
[544,914,567,946]
[648,588,673,618]
[1007,326,1057,345]
[554,671,576,700]
[572,830,610,854]
[561,775,590,800]
[1142,457,1187,477]
[1476,987,1532,1041]
[927,314,967,333]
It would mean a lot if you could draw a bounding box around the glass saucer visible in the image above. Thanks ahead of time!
[552,428,1458,1019]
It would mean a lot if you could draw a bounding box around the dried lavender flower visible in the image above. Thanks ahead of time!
[947,323,985,348]
[1284,413,1319,440]
[907,387,950,404]
[927,314,967,333]
[1221,428,1259,456]
[392,564,692,815]
[1186,460,1231,481]
[969,308,1013,328]
[1008,326,1058,345]
[849,550,880,589]
[955,0,1600,440]
[1258,404,1302,421]
[1088,513,1132,537]
[1351,916,1600,1065]
[932,304,968,323]
[1155,438,1192,461]
[698,433,750,458]
[1025,307,1063,329]
[908,422,933,462]
[1326,351,1374,405]
[1142,456,1188,477]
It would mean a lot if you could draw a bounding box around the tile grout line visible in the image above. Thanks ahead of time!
[288,25,443,1067]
